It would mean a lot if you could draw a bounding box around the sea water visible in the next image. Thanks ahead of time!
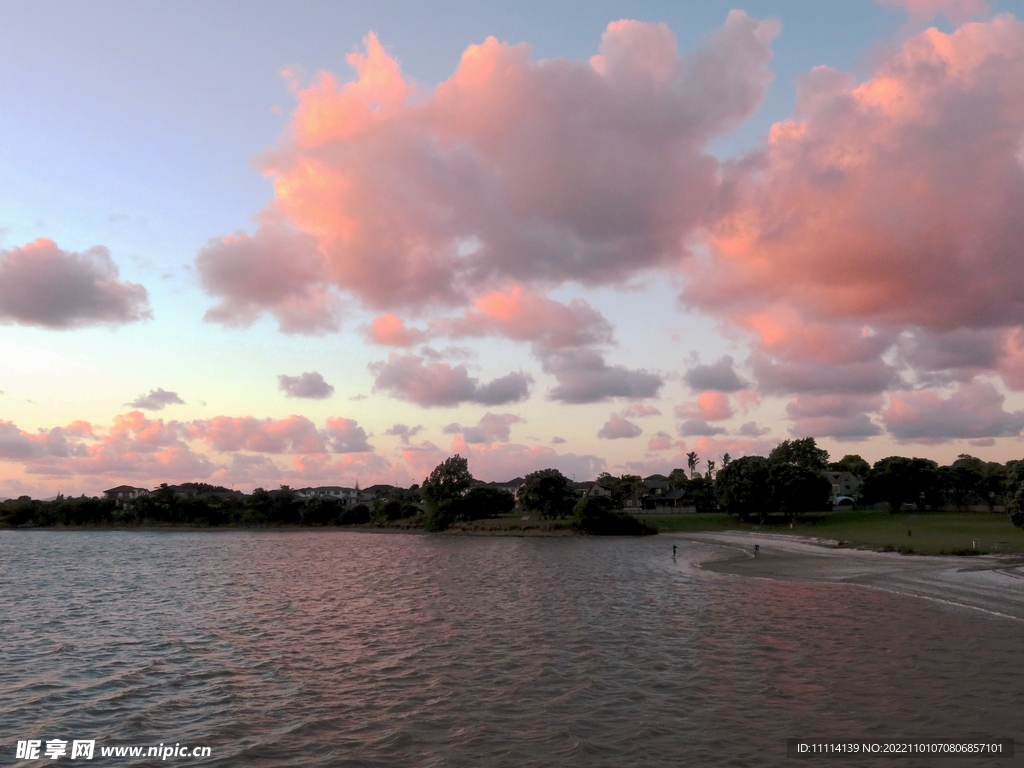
[3,531,1022,766]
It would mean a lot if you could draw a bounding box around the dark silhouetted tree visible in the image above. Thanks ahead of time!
[769,437,829,472]
[517,468,576,518]
[828,454,870,477]
[861,457,939,513]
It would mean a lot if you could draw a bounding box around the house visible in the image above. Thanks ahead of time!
[575,481,612,499]
[103,485,150,506]
[621,489,644,511]
[297,486,358,503]
[646,488,688,510]
[471,478,524,496]
[642,475,673,496]
[823,471,862,502]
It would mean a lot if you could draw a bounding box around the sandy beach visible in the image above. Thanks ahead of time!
[686,531,1024,621]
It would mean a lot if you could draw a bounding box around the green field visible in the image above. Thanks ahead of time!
[646,509,1024,555]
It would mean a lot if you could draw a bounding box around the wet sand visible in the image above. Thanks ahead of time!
[686,531,1024,621]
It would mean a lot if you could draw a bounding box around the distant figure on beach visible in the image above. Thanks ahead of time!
[673,545,677,557]
[754,544,760,557]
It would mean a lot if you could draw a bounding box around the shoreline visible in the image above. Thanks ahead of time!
[684,531,1024,621]
[0,522,582,536]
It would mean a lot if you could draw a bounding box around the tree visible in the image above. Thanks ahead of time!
[765,463,831,522]
[705,459,716,479]
[979,461,1008,511]
[422,455,473,510]
[769,437,829,471]
[686,452,700,479]
[686,475,717,511]
[668,468,689,488]
[572,496,656,536]
[940,458,984,512]
[716,455,829,523]
[860,456,939,513]
[517,468,576,518]
[450,487,515,520]
[722,453,732,467]
[828,454,870,477]
[715,456,771,522]
[1007,460,1024,529]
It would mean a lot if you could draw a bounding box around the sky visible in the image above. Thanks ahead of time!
[3,0,1024,497]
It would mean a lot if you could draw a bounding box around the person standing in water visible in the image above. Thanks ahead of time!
[754,544,760,557]
[672,544,677,557]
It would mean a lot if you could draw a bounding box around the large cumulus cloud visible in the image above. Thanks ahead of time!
[197,14,778,320]
[0,239,150,329]
[681,15,1024,438]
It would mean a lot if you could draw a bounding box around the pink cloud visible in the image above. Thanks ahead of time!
[384,423,423,444]
[278,371,335,399]
[127,388,186,411]
[0,412,410,495]
[367,314,429,346]
[196,212,340,333]
[675,391,734,421]
[197,15,778,321]
[684,355,748,392]
[621,403,662,418]
[877,0,989,22]
[0,239,150,329]
[444,286,613,350]
[448,441,606,482]
[683,17,1024,404]
[541,348,663,404]
[0,421,80,461]
[785,395,883,440]
[597,415,643,440]
[324,417,373,453]
[190,415,329,454]
[444,412,523,444]
[677,418,726,437]
[369,354,531,407]
[881,380,1024,442]
[647,430,673,451]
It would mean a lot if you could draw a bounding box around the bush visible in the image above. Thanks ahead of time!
[373,498,421,522]
[423,501,455,532]
[572,496,656,536]
[449,487,515,520]
[338,504,371,525]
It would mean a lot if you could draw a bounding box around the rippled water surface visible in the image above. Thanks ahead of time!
[3,531,1023,766]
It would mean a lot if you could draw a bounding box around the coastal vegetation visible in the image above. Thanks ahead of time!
[5,439,1024,546]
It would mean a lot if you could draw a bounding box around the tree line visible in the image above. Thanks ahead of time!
[420,457,654,534]
[711,438,1024,527]
[6,439,1024,531]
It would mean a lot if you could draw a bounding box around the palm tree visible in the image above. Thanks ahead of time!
[686,451,699,479]
[706,459,716,479]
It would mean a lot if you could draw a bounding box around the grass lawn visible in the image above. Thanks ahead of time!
[788,509,1024,555]
[646,509,1024,555]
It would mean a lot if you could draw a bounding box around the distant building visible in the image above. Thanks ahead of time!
[823,471,862,502]
[575,482,612,499]
[473,478,524,496]
[647,488,688,510]
[295,486,359,505]
[621,489,644,511]
[102,485,149,506]
[642,475,672,495]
